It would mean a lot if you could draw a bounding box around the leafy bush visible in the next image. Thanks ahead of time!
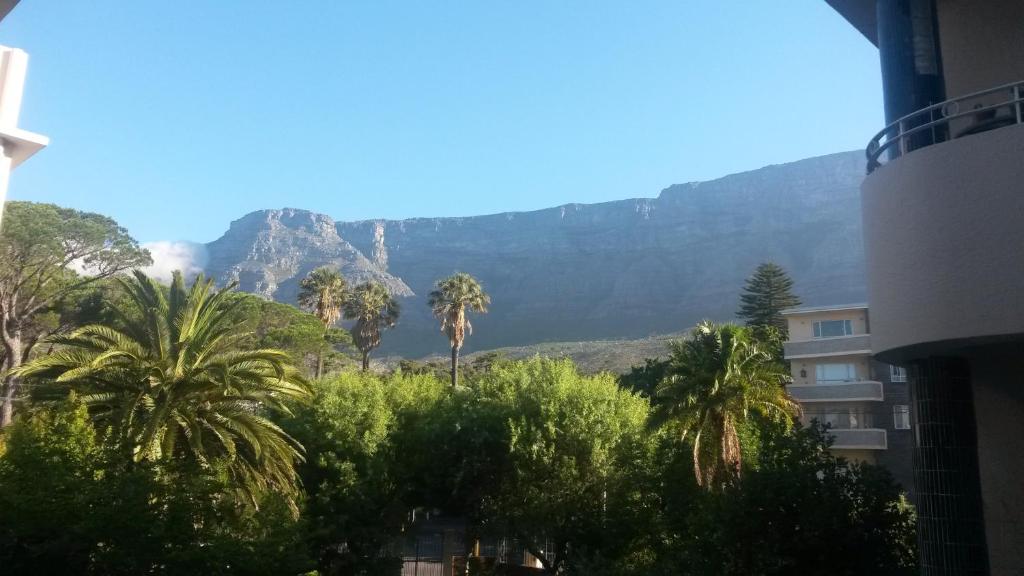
[0,395,313,575]
[661,422,918,576]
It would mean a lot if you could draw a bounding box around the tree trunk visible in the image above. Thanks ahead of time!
[0,329,23,427]
[315,350,324,379]
[450,344,460,388]
[361,351,370,372]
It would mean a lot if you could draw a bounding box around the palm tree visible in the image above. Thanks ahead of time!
[343,282,400,371]
[297,266,349,377]
[651,320,799,489]
[427,272,490,387]
[14,270,311,506]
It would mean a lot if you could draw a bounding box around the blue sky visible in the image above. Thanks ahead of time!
[1,1,881,243]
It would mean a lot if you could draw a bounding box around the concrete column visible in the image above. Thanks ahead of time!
[910,357,989,575]
[876,0,945,122]
[876,0,946,160]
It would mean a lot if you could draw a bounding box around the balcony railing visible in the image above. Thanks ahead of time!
[788,380,883,403]
[867,80,1024,173]
[829,428,887,450]
[784,334,871,359]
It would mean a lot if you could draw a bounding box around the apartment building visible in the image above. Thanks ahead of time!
[782,304,914,498]
[825,2,1024,574]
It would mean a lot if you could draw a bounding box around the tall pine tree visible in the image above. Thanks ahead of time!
[737,262,801,335]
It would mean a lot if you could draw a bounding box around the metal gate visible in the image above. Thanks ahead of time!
[400,533,444,576]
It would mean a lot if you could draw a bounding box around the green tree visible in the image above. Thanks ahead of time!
[0,394,313,575]
[343,282,400,371]
[619,357,670,399]
[427,272,490,387]
[678,422,918,576]
[474,358,655,574]
[287,369,447,574]
[297,266,349,377]
[14,270,311,505]
[0,201,151,426]
[225,291,354,377]
[651,321,798,489]
[736,262,801,336]
[0,393,105,572]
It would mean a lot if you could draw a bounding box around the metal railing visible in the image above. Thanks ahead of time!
[783,333,871,359]
[805,410,879,430]
[831,428,888,450]
[867,80,1024,173]
[788,380,884,403]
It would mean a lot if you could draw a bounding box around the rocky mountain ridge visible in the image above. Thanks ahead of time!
[204,150,868,356]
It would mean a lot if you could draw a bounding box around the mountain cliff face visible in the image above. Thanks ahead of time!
[205,209,412,305]
[204,151,868,356]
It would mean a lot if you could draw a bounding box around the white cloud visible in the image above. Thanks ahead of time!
[141,241,208,284]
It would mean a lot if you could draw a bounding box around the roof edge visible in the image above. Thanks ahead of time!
[0,1,20,23]
[825,0,879,46]
[782,303,869,315]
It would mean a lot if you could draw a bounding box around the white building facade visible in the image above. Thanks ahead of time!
[0,0,49,225]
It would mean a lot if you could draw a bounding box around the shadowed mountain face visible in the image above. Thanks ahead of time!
[204,151,868,356]
[204,209,413,304]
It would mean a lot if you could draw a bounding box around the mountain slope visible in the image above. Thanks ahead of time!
[204,151,867,356]
[205,209,413,304]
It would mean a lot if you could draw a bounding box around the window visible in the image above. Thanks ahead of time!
[893,405,911,430]
[813,319,853,338]
[890,365,908,382]
[816,363,858,383]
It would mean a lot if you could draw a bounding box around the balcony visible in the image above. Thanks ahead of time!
[783,334,871,359]
[862,88,1024,361]
[829,428,887,450]
[867,80,1024,173]
[788,380,883,403]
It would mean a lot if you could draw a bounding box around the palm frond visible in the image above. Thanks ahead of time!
[16,269,312,507]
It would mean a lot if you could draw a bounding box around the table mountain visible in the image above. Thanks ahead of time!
[204,208,413,304]
[204,150,867,356]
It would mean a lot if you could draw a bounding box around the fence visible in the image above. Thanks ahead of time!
[400,533,444,576]
[395,532,550,576]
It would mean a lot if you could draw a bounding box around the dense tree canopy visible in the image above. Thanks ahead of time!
[224,291,354,377]
[3,351,917,576]
[676,422,918,576]
[0,395,312,575]
[0,201,151,425]
[472,359,654,573]
[15,271,311,505]
[286,370,448,574]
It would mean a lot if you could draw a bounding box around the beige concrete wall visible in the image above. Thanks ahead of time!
[789,355,872,386]
[936,0,1024,99]
[787,309,869,341]
[862,123,1024,363]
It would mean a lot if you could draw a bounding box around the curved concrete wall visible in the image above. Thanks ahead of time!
[862,123,1024,363]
